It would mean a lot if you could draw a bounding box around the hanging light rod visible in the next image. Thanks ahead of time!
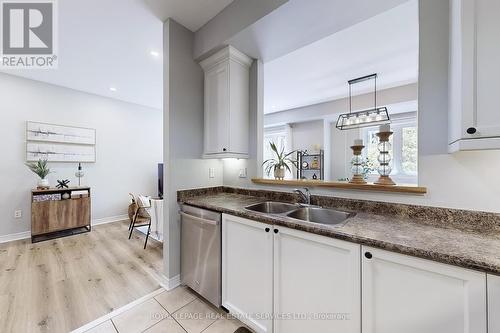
[336,73,390,130]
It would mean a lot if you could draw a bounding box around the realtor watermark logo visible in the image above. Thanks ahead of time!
[1,0,58,68]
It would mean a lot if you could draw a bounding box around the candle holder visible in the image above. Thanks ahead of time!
[374,131,396,186]
[349,145,367,184]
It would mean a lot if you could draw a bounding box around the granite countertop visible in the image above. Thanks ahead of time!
[180,192,500,276]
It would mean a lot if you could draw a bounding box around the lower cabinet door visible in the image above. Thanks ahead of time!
[362,246,487,333]
[488,274,500,333]
[222,214,273,333]
[273,226,361,333]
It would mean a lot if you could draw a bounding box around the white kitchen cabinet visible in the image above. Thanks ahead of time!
[222,214,273,333]
[449,0,500,151]
[362,246,487,333]
[273,226,361,333]
[488,274,500,333]
[200,46,252,158]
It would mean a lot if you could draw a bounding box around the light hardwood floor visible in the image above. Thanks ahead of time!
[0,221,163,333]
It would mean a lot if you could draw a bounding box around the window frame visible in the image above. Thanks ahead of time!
[263,125,293,179]
[362,117,418,184]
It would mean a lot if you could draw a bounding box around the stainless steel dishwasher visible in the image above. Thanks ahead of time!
[180,204,222,307]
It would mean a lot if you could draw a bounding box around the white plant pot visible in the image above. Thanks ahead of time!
[37,178,50,189]
[274,166,285,180]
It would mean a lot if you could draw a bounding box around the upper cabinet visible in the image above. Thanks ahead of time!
[200,46,252,158]
[449,0,500,152]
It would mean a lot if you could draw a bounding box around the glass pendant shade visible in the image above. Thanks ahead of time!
[336,107,390,130]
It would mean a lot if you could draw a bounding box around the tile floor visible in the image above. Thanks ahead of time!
[83,286,251,333]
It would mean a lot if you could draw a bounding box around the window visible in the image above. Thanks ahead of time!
[362,118,418,184]
[263,125,292,179]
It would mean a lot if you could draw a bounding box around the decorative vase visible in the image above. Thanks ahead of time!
[274,166,285,180]
[37,178,50,189]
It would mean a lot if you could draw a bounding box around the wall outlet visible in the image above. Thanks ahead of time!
[239,168,248,178]
[209,167,215,178]
[14,210,22,219]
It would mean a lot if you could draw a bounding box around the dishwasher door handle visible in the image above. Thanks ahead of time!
[180,211,220,226]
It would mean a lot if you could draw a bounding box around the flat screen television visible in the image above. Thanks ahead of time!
[158,163,163,199]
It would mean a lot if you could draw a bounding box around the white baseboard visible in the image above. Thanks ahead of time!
[92,214,129,226]
[0,215,129,245]
[0,231,31,244]
[71,288,165,333]
[158,274,181,291]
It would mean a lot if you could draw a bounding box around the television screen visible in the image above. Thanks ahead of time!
[158,163,163,199]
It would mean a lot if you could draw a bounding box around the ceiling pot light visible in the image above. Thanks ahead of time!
[150,50,160,57]
[109,87,117,92]
[336,73,390,130]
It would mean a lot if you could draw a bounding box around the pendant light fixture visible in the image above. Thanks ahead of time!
[336,73,390,130]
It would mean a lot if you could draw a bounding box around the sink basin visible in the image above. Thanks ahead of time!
[286,207,355,225]
[245,201,299,214]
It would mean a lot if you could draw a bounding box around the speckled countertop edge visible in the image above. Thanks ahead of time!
[179,190,500,276]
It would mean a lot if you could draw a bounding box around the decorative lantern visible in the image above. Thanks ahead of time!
[349,139,366,184]
[374,125,396,185]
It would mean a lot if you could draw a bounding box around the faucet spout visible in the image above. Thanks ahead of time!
[293,188,311,205]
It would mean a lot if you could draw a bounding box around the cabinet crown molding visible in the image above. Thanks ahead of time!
[200,45,253,71]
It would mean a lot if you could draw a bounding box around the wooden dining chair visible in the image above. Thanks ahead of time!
[128,194,152,249]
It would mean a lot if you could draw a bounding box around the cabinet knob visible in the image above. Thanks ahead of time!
[466,127,477,135]
[273,229,279,234]
[364,252,373,259]
[265,227,270,232]
[222,148,227,152]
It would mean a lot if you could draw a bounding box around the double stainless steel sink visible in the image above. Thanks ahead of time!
[245,201,355,226]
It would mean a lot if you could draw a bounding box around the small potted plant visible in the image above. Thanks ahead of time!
[25,159,52,189]
[262,142,297,180]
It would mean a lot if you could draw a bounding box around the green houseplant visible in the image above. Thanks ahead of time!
[262,142,297,180]
[25,159,52,189]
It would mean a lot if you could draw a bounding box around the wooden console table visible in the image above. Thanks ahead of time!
[31,187,91,242]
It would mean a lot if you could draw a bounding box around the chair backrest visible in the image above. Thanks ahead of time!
[136,195,151,208]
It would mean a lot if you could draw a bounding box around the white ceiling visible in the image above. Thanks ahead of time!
[263,0,419,114]
[144,0,234,31]
[229,0,410,63]
[1,0,234,109]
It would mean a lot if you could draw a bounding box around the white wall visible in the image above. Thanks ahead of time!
[163,19,224,280]
[222,0,500,214]
[0,73,163,237]
[290,120,324,152]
